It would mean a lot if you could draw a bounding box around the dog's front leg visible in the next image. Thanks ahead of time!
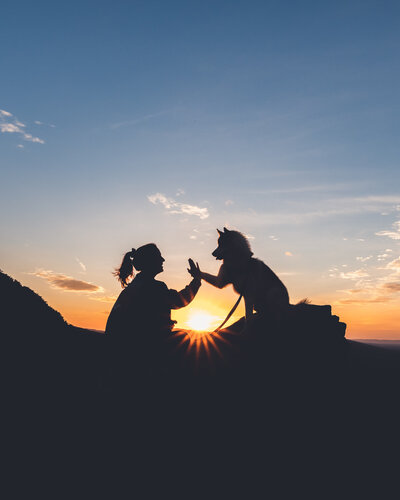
[244,297,254,332]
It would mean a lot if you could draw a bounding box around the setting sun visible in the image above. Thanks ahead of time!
[186,311,220,332]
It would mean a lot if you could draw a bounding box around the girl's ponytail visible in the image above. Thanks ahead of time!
[113,248,136,288]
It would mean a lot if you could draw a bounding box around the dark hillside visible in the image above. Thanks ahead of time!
[0,270,67,336]
[0,270,104,397]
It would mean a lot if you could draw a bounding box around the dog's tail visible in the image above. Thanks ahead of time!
[296,298,311,305]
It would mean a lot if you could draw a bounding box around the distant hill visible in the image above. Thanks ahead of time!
[1,270,105,397]
[0,269,67,336]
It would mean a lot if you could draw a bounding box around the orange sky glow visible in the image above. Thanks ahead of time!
[41,280,400,340]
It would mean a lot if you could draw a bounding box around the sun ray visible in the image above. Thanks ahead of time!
[171,308,243,366]
[207,334,222,358]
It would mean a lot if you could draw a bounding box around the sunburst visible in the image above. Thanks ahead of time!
[186,311,219,332]
[173,311,237,362]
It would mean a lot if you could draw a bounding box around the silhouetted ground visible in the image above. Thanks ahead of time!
[2,270,399,494]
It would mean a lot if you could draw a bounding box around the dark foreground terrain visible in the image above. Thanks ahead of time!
[2,270,400,495]
[5,328,400,496]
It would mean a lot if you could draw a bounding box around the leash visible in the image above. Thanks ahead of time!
[213,292,244,333]
[213,259,252,333]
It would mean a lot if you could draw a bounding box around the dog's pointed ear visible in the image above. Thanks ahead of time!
[223,227,230,233]
[217,229,223,236]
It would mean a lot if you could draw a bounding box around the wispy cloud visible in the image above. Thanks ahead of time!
[337,279,400,304]
[376,220,400,240]
[1,123,21,133]
[34,119,56,128]
[334,254,400,305]
[382,282,400,293]
[0,108,45,144]
[76,258,87,272]
[110,110,168,130]
[249,183,357,195]
[377,251,392,261]
[148,192,209,220]
[31,269,103,292]
[356,256,373,262]
[230,194,400,229]
[386,257,400,272]
[339,269,369,280]
[90,295,117,303]
[338,296,392,304]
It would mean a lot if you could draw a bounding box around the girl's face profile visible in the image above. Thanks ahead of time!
[144,247,165,276]
[154,249,165,274]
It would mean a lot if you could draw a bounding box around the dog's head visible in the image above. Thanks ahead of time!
[212,227,230,260]
[212,227,253,261]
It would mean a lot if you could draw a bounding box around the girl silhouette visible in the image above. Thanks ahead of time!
[106,244,201,346]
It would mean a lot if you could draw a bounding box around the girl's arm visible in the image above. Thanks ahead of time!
[168,259,202,309]
[168,278,201,309]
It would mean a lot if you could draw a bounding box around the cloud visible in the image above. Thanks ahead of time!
[76,258,87,272]
[23,133,45,144]
[148,193,209,220]
[356,256,372,262]
[1,123,21,133]
[386,257,400,272]
[0,108,45,144]
[90,295,117,303]
[351,195,400,205]
[230,194,400,229]
[35,120,56,128]
[339,288,364,294]
[337,276,400,306]
[339,269,369,280]
[338,297,392,304]
[225,200,234,206]
[110,110,168,130]
[31,269,103,293]
[335,253,400,305]
[382,282,400,293]
[376,221,400,240]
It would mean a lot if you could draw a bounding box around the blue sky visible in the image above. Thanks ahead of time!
[1,0,400,336]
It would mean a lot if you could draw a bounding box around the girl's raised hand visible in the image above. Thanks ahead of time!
[187,258,201,280]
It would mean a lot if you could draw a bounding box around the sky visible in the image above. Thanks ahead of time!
[1,0,400,338]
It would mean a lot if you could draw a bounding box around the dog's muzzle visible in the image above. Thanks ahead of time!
[212,248,223,260]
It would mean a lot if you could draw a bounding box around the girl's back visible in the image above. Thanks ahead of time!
[106,274,175,339]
